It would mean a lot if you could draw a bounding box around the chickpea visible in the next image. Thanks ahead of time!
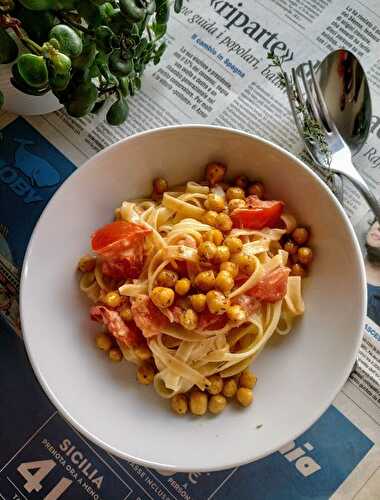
[109,347,122,362]
[215,212,233,232]
[248,182,264,198]
[151,286,175,308]
[153,177,168,195]
[215,270,234,294]
[203,210,218,226]
[204,228,224,245]
[206,290,229,314]
[190,293,207,312]
[120,307,133,322]
[283,239,298,255]
[298,247,313,266]
[227,305,246,322]
[205,162,226,186]
[228,198,246,211]
[114,208,121,220]
[104,291,122,308]
[207,374,224,395]
[291,263,306,277]
[157,269,178,288]
[171,394,188,415]
[180,309,198,330]
[226,186,245,201]
[95,332,112,352]
[224,236,243,254]
[234,175,249,190]
[194,271,215,292]
[190,390,208,416]
[205,193,225,212]
[223,378,238,398]
[214,245,230,264]
[220,261,239,278]
[292,227,309,245]
[175,278,191,296]
[239,370,257,389]
[208,394,227,415]
[135,344,152,361]
[137,363,155,384]
[198,241,217,261]
[236,387,253,407]
[232,253,256,274]
[78,255,96,273]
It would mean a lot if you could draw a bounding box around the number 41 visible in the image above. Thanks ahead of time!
[17,460,72,499]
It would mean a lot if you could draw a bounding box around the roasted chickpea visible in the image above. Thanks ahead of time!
[215,270,234,294]
[104,291,122,308]
[239,370,257,389]
[180,309,198,330]
[214,245,230,264]
[151,286,175,308]
[137,363,155,384]
[175,278,191,296]
[78,255,96,273]
[208,394,227,415]
[215,212,233,232]
[283,239,298,255]
[109,347,122,362]
[298,247,313,265]
[227,305,246,322]
[205,162,226,186]
[198,241,217,261]
[228,198,246,211]
[135,344,152,361]
[234,175,249,190]
[157,269,178,288]
[206,290,229,314]
[203,210,218,226]
[95,332,112,352]
[194,271,216,292]
[120,307,133,322]
[226,186,245,201]
[207,374,224,395]
[248,182,264,198]
[205,193,225,212]
[224,236,243,254]
[232,253,256,274]
[223,378,238,398]
[171,394,188,415]
[292,227,309,245]
[203,228,224,245]
[190,390,208,416]
[219,264,238,281]
[236,387,253,407]
[190,293,207,312]
[291,263,306,277]
[153,177,168,195]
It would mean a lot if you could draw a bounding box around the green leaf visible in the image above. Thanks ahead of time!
[106,96,129,125]
[17,54,48,88]
[155,0,169,24]
[119,0,146,22]
[174,0,183,13]
[49,25,83,57]
[0,27,18,64]
[152,22,166,39]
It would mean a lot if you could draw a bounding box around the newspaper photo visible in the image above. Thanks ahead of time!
[1,0,380,498]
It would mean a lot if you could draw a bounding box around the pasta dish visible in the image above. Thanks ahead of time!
[78,164,313,416]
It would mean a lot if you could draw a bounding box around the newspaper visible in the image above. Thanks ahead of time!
[1,0,380,498]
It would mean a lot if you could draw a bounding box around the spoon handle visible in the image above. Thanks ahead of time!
[340,171,380,222]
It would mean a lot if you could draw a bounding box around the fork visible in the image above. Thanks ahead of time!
[284,61,380,222]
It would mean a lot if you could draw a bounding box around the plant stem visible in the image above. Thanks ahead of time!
[57,13,91,34]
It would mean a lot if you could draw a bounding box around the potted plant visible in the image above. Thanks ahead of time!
[0,0,182,124]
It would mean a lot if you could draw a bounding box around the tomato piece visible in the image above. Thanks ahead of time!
[90,305,143,346]
[131,295,169,338]
[198,311,228,331]
[246,267,290,303]
[235,274,249,288]
[230,195,284,229]
[92,220,150,254]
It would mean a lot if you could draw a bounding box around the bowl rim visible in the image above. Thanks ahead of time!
[20,124,367,472]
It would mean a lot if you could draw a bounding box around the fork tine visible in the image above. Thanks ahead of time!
[299,63,322,125]
[291,67,306,108]
[284,72,305,141]
[308,61,335,132]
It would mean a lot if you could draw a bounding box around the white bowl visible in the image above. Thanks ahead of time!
[20,125,366,472]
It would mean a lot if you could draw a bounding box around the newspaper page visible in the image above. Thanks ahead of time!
[1,0,380,498]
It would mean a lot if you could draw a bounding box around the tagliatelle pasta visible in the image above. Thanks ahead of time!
[78,164,313,416]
